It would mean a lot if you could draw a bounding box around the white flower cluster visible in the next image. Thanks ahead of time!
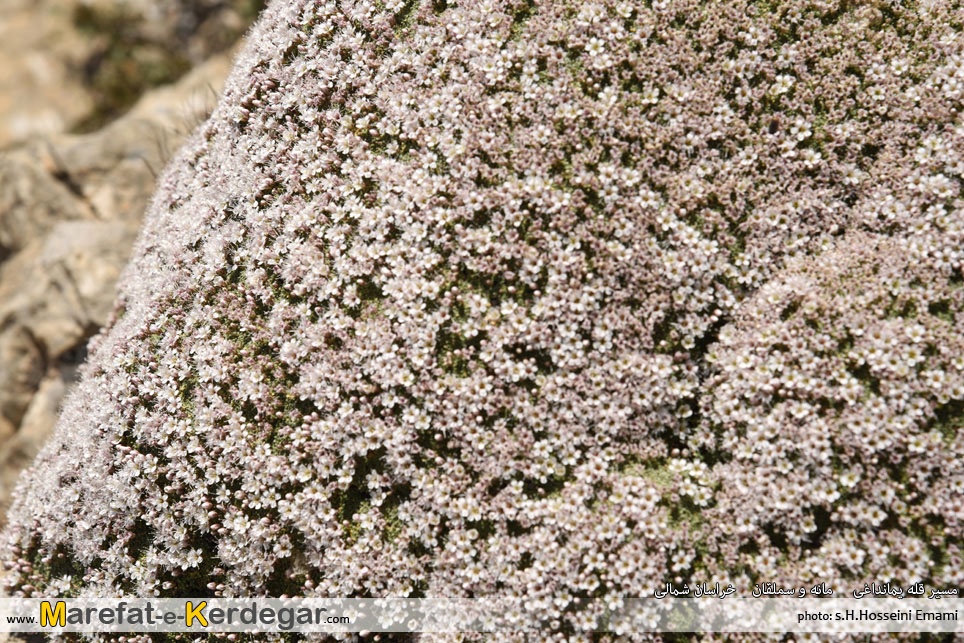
[2,0,964,638]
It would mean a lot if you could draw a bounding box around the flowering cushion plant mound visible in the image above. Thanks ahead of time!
[3,0,964,638]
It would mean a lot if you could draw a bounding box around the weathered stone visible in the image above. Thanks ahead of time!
[0,0,95,146]
[0,328,45,430]
[0,155,94,261]
[0,374,65,526]
[0,0,255,148]
[0,48,237,486]
[0,221,137,361]
[18,50,235,227]
[0,416,13,446]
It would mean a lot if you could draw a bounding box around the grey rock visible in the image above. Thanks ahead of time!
[0,155,95,261]
[0,0,95,147]
[0,0,252,148]
[0,373,66,526]
[0,411,14,445]
[17,50,235,226]
[0,221,137,361]
[0,328,46,430]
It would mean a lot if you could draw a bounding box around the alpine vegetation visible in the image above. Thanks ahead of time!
[3,0,964,635]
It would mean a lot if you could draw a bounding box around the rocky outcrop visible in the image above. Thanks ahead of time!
[0,0,258,148]
[0,374,66,520]
[0,0,95,147]
[0,50,236,525]
[0,156,95,261]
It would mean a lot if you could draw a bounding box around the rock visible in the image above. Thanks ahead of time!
[104,0,252,63]
[0,415,13,446]
[0,155,95,261]
[0,328,45,430]
[0,221,137,362]
[0,0,95,147]
[0,373,66,526]
[0,48,235,440]
[0,0,255,600]
[77,0,253,65]
[15,50,236,227]
[0,0,259,148]
[41,222,136,325]
[0,220,137,430]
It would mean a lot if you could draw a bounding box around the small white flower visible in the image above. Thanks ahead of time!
[839,471,859,488]
[183,549,203,570]
[904,323,926,343]
[771,74,795,95]
[586,38,605,58]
